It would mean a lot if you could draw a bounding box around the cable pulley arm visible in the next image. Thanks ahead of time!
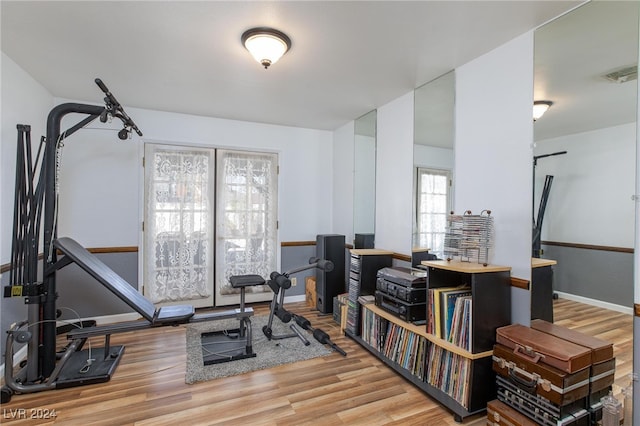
[95,78,143,139]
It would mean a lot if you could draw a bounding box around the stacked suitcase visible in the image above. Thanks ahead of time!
[488,320,615,426]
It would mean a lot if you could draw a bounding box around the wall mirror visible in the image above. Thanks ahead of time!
[533,0,638,389]
[412,70,455,265]
[533,1,637,307]
[353,109,377,247]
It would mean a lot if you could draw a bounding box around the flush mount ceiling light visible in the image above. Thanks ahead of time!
[533,100,553,121]
[241,27,291,69]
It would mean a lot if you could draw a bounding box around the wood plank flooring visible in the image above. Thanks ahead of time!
[1,298,632,425]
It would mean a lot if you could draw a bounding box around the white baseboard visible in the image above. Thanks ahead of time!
[284,294,306,303]
[556,291,633,315]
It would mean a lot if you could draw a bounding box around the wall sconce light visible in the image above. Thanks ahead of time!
[241,27,291,69]
[533,100,553,121]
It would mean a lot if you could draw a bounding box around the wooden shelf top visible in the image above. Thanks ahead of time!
[421,259,511,273]
[350,248,394,255]
[363,303,493,360]
[412,247,431,253]
[531,258,557,268]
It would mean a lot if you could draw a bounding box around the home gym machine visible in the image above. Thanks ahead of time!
[262,258,347,356]
[1,79,260,403]
[532,150,567,258]
[2,79,143,404]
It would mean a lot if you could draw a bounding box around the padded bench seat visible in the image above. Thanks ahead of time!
[230,274,265,288]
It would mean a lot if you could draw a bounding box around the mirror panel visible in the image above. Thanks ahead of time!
[533,0,637,386]
[353,110,377,247]
[412,71,455,264]
[533,0,637,302]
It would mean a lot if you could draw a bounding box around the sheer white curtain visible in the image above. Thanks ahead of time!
[144,144,214,304]
[216,150,278,300]
[416,167,451,259]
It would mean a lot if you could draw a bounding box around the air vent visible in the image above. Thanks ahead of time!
[603,65,638,83]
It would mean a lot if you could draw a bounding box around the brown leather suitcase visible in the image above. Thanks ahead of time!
[589,358,615,393]
[495,324,592,373]
[530,319,613,364]
[493,344,590,406]
[487,399,537,426]
[530,319,615,393]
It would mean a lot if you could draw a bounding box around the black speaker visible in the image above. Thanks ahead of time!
[411,249,438,268]
[354,233,375,249]
[315,234,345,314]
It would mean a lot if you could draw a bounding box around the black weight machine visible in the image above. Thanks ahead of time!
[3,79,143,404]
[2,79,259,403]
[532,150,567,258]
[262,258,347,356]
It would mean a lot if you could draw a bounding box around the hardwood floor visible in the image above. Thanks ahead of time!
[551,298,633,394]
[1,298,632,425]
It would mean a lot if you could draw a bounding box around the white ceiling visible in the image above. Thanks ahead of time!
[533,0,639,141]
[2,1,582,133]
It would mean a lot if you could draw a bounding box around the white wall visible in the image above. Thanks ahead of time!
[53,101,333,249]
[1,53,54,264]
[376,91,414,255]
[455,32,534,324]
[332,121,354,241]
[414,145,454,170]
[535,122,636,248]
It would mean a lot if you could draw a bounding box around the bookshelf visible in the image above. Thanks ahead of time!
[346,259,511,421]
[423,260,511,354]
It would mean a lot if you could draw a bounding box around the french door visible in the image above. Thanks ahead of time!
[215,150,278,306]
[143,144,277,308]
[143,144,215,308]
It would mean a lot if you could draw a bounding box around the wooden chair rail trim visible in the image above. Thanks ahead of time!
[1,241,413,274]
[393,253,412,262]
[542,240,633,254]
[83,246,138,254]
[510,276,530,290]
[280,241,316,247]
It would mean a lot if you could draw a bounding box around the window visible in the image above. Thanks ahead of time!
[415,168,451,259]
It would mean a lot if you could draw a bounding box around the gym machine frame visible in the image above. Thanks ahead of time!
[3,80,144,401]
[1,79,256,402]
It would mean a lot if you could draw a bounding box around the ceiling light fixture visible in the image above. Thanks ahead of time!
[533,100,553,121]
[604,65,638,84]
[241,27,291,69]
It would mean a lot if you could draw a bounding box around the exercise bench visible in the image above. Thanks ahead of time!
[200,274,265,365]
[3,237,264,397]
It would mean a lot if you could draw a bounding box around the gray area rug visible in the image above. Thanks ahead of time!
[185,314,332,384]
